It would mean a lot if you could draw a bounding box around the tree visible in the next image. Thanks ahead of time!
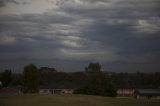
[86,62,101,73]
[22,64,39,93]
[103,79,117,97]
[74,63,117,97]
[0,70,12,87]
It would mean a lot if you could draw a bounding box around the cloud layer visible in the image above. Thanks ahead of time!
[0,0,160,72]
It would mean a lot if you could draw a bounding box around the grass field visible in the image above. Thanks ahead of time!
[0,94,160,106]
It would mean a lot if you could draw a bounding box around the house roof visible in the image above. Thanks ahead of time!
[135,89,160,96]
[0,87,19,93]
[39,85,75,89]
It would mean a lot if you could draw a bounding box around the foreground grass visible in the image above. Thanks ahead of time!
[0,94,160,106]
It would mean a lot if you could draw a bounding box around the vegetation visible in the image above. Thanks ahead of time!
[74,63,117,97]
[0,94,160,106]
[109,72,160,89]
[0,63,160,95]
[22,64,39,93]
[0,70,12,87]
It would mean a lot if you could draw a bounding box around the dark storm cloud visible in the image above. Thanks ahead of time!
[0,0,18,7]
[0,0,160,72]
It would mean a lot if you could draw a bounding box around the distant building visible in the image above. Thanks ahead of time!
[117,88,160,99]
[39,88,73,94]
[39,89,51,94]
[0,87,22,95]
[134,89,160,99]
[117,89,135,97]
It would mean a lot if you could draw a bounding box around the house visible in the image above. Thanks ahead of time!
[0,87,22,95]
[117,89,135,97]
[134,89,160,99]
[60,89,73,94]
[39,88,73,94]
[39,89,51,94]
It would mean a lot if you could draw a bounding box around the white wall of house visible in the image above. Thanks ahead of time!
[39,89,73,94]
[39,89,51,94]
[117,89,135,96]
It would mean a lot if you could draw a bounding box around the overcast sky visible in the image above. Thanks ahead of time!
[0,0,160,73]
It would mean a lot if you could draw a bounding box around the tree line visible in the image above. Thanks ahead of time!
[0,63,160,97]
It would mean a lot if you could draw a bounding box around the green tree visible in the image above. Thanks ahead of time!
[74,63,117,97]
[22,64,39,93]
[0,70,12,87]
[86,62,101,73]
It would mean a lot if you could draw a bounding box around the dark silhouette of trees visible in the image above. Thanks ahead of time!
[22,64,39,93]
[39,67,86,89]
[85,62,101,73]
[39,67,57,74]
[0,70,12,87]
[1,63,159,95]
[109,72,160,89]
[74,63,117,97]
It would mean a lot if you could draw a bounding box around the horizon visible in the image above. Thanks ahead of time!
[0,0,160,73]
[0,63,159,74]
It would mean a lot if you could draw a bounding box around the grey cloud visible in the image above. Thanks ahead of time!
[60,0,160,17]
[0,0,160,72]
[0,0,18,7]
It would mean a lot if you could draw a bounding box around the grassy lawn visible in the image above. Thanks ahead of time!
[0,94,160,106]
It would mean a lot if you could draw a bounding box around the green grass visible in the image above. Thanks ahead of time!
[0,94,160,106]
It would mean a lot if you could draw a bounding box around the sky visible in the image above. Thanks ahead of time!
[0,0,160,73]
